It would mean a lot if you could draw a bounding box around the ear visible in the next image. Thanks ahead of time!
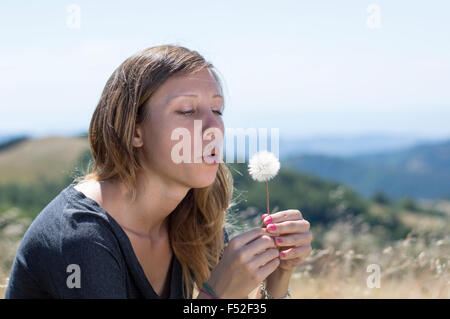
[132,123,144,148]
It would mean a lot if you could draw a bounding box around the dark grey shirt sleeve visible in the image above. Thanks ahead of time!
[57,212,127,298]
[6,210,127,298]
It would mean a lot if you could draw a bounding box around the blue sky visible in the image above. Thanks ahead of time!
[1,0,449,140]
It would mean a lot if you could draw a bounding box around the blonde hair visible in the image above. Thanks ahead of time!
[74,44,233,298]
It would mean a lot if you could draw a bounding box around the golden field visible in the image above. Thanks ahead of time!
[2,206,448,299]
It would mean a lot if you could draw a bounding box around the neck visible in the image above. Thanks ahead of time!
[108,169,190,242]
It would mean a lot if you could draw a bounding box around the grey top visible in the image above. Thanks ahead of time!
[5,183,230,299]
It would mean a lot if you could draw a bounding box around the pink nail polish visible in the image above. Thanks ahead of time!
[281,252,286,258]
[276,237,283,243]
[268,224,276,231]
[263,216,272,225]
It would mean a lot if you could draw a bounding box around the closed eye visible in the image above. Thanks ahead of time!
[176,109,223,116]
[176,110,195,115]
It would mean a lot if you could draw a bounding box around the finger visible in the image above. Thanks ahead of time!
[261,214,269,227]
[255,257,280,282]
[229,227,269,249]
[280,245,312,260]
[266,219,310,235]
[274,231,313,247]
[262,210,303,226]
[247,247,280,271]
[279,257,303,267]
[239,235,276,261]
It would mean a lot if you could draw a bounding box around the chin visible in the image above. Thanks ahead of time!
[190,177,217,188]
[188,168,218,188]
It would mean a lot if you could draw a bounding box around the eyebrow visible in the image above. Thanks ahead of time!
[167,94,223,103]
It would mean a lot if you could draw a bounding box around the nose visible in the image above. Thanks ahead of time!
[203,128,220,145]
[201,114,223,156]
[201,109,223,138]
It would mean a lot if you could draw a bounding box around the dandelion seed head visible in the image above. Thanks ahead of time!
[248,151,280,182]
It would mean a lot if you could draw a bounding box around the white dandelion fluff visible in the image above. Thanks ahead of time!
[248,151,280,217]
[248,151,280,182]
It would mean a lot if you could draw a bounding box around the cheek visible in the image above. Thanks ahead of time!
[139,115,175,164]
[142,119,192,169]
[147,127,179,164]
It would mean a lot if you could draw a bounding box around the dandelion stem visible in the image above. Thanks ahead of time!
[266,181,270,215]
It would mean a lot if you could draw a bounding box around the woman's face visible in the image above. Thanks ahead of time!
[134,68,225,189]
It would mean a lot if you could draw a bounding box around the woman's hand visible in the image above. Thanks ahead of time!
[262,209,312,272]
[205,227,281,299]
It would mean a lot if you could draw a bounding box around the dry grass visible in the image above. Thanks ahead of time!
[1,208,448,299]
[0,275,7,298]
[288,238,449,298]
[284,213,449,299]
[192,218,449,299]
[0,207,31,299]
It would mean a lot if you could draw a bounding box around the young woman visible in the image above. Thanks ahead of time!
[5,45,312,299]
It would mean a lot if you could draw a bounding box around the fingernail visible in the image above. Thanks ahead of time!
[262,214,269,220]
[267,224,276,231]
[263,216,273,225]
[276,237,283,243]
[280,252,286,258]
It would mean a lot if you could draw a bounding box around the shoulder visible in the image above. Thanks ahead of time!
[6,183,125,298]
[73,180,102,205]
[9,184,125,291]
[58,184,123,266]
[18,183,121,257]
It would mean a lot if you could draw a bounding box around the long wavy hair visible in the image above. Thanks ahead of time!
[74,44,234,298]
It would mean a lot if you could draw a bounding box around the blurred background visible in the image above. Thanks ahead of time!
[0,0,449,298]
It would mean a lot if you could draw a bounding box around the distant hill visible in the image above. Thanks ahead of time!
[222,133,440,162]
[226,162,419,247]
[227,163,369,226]
[0,136,89,184]
[0,135,447,249]
[277,134,440,159]
[283,139,450,200]
[0,134,29,152]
